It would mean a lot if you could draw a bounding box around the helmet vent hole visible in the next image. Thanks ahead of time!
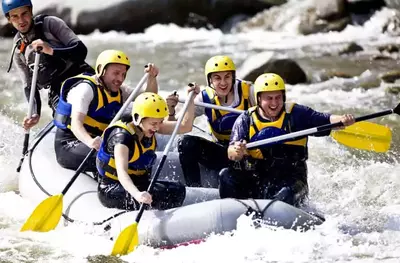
[145,97,148,100]
[224,62,228,65]
[275,82,278,85]
[165,107,167,110]
[265,82,268,86]
[156,109,160,113]
[153,99,156,102]
[215,63,218,67]
[117,55,121,59]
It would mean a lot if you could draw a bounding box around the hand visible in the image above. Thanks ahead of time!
[187,82,200,98]
[31,39,53,55]
[229,140,247,161]
[166,90,179,116]
[23,114,40,130]
[340,114,355,126]
[144,63,159,78]
[134,191,153,204]
[88,136,102,151]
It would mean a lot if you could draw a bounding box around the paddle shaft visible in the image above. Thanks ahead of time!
[247,106,398,149]
[61,73,149,195]
[134,90,195,223]
[178,97,244,114]
[16,52,41,172]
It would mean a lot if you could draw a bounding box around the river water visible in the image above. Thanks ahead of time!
[1,1,400,262]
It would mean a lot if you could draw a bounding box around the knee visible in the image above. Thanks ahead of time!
[178,135,199,155]
[219,167,236,198]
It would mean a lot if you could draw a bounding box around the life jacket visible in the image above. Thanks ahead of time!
[96,121,157,180]
[247,103,308,162]
[202,79,250,144]
[8,14,91,89]
[53,73,122,137]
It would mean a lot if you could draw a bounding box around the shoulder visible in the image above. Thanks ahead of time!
[44,15,68,26]
[12,33,21,43]
[67,82,94,101]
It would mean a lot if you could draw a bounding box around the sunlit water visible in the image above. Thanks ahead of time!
[1,0,400,262]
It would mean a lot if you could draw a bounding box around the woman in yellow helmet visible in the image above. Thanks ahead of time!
[53,49,159,175]
[170,55,255,187]
[96,85,200,210]
[219,73,355,207]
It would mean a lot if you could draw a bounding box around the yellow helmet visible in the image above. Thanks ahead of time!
[254,73,286,101]
[95,50,131,77]
[204,55,236,79]
[132,92,169,124]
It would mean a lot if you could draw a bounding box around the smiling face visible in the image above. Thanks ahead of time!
[258,90,284,119]
[7,6,33,34]
[209,71,234,97]
[101,64,127,92]
[140,117,164,137]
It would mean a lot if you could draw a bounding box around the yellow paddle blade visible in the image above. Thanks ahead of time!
[331,121,392,153]
[111,222,139,256]
[20,194,63,232]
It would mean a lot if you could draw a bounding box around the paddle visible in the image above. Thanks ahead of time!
[246,103,399,150]
[178,98,393,153]
[16,51,41,172]
[111,89,196,256]
[20,73,149,233]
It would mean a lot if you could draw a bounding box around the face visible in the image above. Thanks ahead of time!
[258,91,284,118]
[7,6,33,34]
[101,64,127,92]
[140,117,164,137]
[209,71,233,97]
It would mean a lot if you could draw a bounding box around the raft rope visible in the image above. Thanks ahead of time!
[234,198,280,228]
[27,121,130,228]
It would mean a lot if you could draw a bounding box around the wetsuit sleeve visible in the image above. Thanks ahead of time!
[230,112,251,145]
[292,104,332,137]
[13,47,41,116]
[45,16,88,61]
[106,128,134,154]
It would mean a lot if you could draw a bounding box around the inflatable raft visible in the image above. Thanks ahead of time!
[18,123,325,247]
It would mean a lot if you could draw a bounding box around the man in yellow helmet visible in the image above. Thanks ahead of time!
[173,55,255,187]
[219,73,355,207]
[96,86,199,210]
[53,49,159,174]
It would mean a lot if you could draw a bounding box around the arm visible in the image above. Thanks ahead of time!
[158,96,196,134]
[158,84,200,134]
[31,16,88,62]
[228,113,250,161]
[67,83,97,147]
[144,63,158,93]
[114,144,140,197]
[293,104,332,137]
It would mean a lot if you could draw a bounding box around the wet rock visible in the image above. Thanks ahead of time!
[380,70,400,83]
[299,7,351,35]
[386,85,400,94]
[377,44,400,53]
[371,54,393,60]
[384,0,400,10]
[382,10,400,36]
[243,58,307,84]
[316,0,347,20]
[74,0,273,35]
[339,42,364,55]
[0,0,276,37]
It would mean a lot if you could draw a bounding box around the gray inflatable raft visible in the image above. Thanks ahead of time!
[18,123,324,248]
